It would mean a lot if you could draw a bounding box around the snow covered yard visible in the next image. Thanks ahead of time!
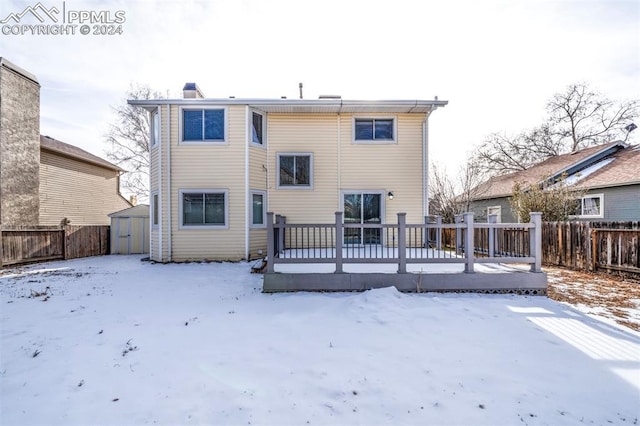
[1,256,639,426]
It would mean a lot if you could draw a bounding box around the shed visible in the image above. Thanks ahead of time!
[109,205,150,254]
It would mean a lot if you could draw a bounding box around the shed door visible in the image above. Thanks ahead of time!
[115,217,130,254]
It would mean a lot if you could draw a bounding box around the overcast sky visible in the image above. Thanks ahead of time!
[2,0,638,177]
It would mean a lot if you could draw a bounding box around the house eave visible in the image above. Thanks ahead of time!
[128,98,448,114]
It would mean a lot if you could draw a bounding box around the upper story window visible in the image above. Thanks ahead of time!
[278,153,313,188]
[182,108,225,142]
[151,110,160,147]
[251,111,265,145]
[354,118,395,142]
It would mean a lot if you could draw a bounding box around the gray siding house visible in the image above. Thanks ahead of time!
[468,142,640,222]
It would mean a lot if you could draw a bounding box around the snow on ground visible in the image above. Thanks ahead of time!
[1,255,639,426]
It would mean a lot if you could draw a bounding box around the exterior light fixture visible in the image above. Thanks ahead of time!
[388,191,394,200]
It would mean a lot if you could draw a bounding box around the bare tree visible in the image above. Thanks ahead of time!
[429,159,488,223]
[548,83,638,151]
[475,83,638,176]
[105,84,163,202]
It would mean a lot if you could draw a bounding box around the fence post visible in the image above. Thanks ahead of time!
[335,212,343,273]
[266,212,275,273]
[487,214,497,257]
[398,213,407,273]
[529,212,542,272]
[464,212,474,273]
[0,226,3,268]
[591,229,597,272]
[455,214,463,255]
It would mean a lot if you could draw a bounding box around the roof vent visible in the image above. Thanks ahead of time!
[183,83,205,99]
[318,95,341,99]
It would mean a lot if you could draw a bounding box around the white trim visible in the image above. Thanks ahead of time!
[178,189,230,229]
[249,109,267,149]
[245,106,250,259]
[157,106,163,261]
[352,116,397,144]
[577,193,605,219]
[178,105,228,145]
[276,152,314,189]
[250,190,268,228]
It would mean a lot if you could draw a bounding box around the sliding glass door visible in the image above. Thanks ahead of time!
[343,192,382,245]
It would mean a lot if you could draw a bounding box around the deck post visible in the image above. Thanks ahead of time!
[464,212,474,273]
[398,213,407,273]
[529,212,542,272]
[435,215,442,250]
[335,212,343,273]
[487,214,497,258]
[455,214,463,255]
[276,215,286,257]
[266,212,275,273]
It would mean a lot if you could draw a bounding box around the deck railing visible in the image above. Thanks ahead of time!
[266,212,543,274]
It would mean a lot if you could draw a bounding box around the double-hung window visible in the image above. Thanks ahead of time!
[354,118,395,142]
[182,108,225,142]
[278,153,313,188]
[251,191,267,227]
[180,190,228,227]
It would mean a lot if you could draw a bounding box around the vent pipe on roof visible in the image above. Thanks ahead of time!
[183,83,205,99]
[299,82,303,99]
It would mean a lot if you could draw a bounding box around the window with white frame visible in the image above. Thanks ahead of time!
[487,206,502,223]
[182,108,225,142]
[151,110,160,146]
[180,190,228,227]
[354,118,395,142]
[278,153,313,188]
[251,111,265,145]
[251,191,266,227]
[578,194,604,218]
[152,192,159,227]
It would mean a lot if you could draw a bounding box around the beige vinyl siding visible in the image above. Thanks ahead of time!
[340,113,425,225]
[168,105,246,261]
[249,129,268,258]
[39,150,130,225]
[268,114,339,223]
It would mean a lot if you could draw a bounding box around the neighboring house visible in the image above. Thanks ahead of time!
[0,57,131,227]
[40,135,131,226]
[130,84,447,262]
[469,141,640,222]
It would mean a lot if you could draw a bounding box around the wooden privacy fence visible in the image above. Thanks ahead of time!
[0,225,110,267]
[542,221,640,276]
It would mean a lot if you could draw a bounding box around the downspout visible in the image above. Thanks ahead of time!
[423,110,432,218]
[337,113,341,210]
[158,107,163,261]
[167,104,172,262]
[245,106,250,260]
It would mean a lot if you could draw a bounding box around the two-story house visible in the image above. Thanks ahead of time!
[130,84,447,262]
